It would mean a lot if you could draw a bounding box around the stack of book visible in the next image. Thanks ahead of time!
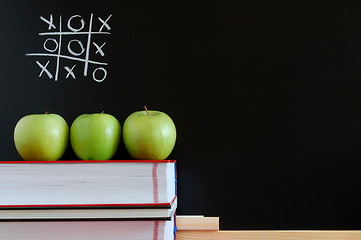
[0,160,177,240]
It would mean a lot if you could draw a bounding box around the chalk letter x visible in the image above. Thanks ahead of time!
[36,61,53,79]
[92,42,106,56]
[98,14,112,32]
[40,15,56,30]
[64,65,76,79]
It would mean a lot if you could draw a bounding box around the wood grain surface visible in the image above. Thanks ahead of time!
[176,216,361,240]
[176,230,361,240]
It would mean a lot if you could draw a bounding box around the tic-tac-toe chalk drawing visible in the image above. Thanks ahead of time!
[26,14,112,82]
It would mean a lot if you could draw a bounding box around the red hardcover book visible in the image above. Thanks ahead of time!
[0,217,176,240]
[0,160,177,220]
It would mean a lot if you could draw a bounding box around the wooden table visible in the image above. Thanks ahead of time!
[176,216,361,240]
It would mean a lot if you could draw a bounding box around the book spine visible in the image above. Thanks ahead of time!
[175,162,178,197]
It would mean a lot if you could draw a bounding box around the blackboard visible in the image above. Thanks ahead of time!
[1,0,361,230]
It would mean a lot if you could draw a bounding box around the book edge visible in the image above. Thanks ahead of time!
[0,160,176,164]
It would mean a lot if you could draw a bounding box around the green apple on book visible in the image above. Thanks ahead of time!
[14,113,69,161]
[70,112,121,160]
[123,106,176,160]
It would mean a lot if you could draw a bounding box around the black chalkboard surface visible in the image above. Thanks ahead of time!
[1,1,361,230]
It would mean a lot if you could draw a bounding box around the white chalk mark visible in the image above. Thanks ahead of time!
[36,60,53,79]
[43,38,58,52]
[38,31,110,36]
[93,67,107,82]
[68,39,85,56]
[26,53,108,66]
[64,65,76,79]
[55,15,62,81]
[67,15,85,32]
[40,15,56,30]
[93,42,106,56]
[98,14,112,32]
[28,14,111,82]
[84,13,93,77]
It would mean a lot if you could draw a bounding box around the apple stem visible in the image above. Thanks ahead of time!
[101,111,104,114]
[44,111,50,114]
[144,106,149,115]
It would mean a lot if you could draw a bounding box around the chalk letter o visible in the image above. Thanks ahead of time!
[67,39,85,56]
[67,15,85,32]
[43,38,58,52]
[93,67,107,82]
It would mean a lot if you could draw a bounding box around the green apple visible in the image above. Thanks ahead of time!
[70,113,121,160]
[14,113,69,161]
[123,106,176,160]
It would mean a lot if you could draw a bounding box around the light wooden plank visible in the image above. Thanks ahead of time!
[176,216,219,230]
[176,230,361,240]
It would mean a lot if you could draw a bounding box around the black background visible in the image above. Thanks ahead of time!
[1,1,361,230]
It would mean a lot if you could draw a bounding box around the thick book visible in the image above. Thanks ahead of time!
[0,160,176,220]
[0,217,176,240]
